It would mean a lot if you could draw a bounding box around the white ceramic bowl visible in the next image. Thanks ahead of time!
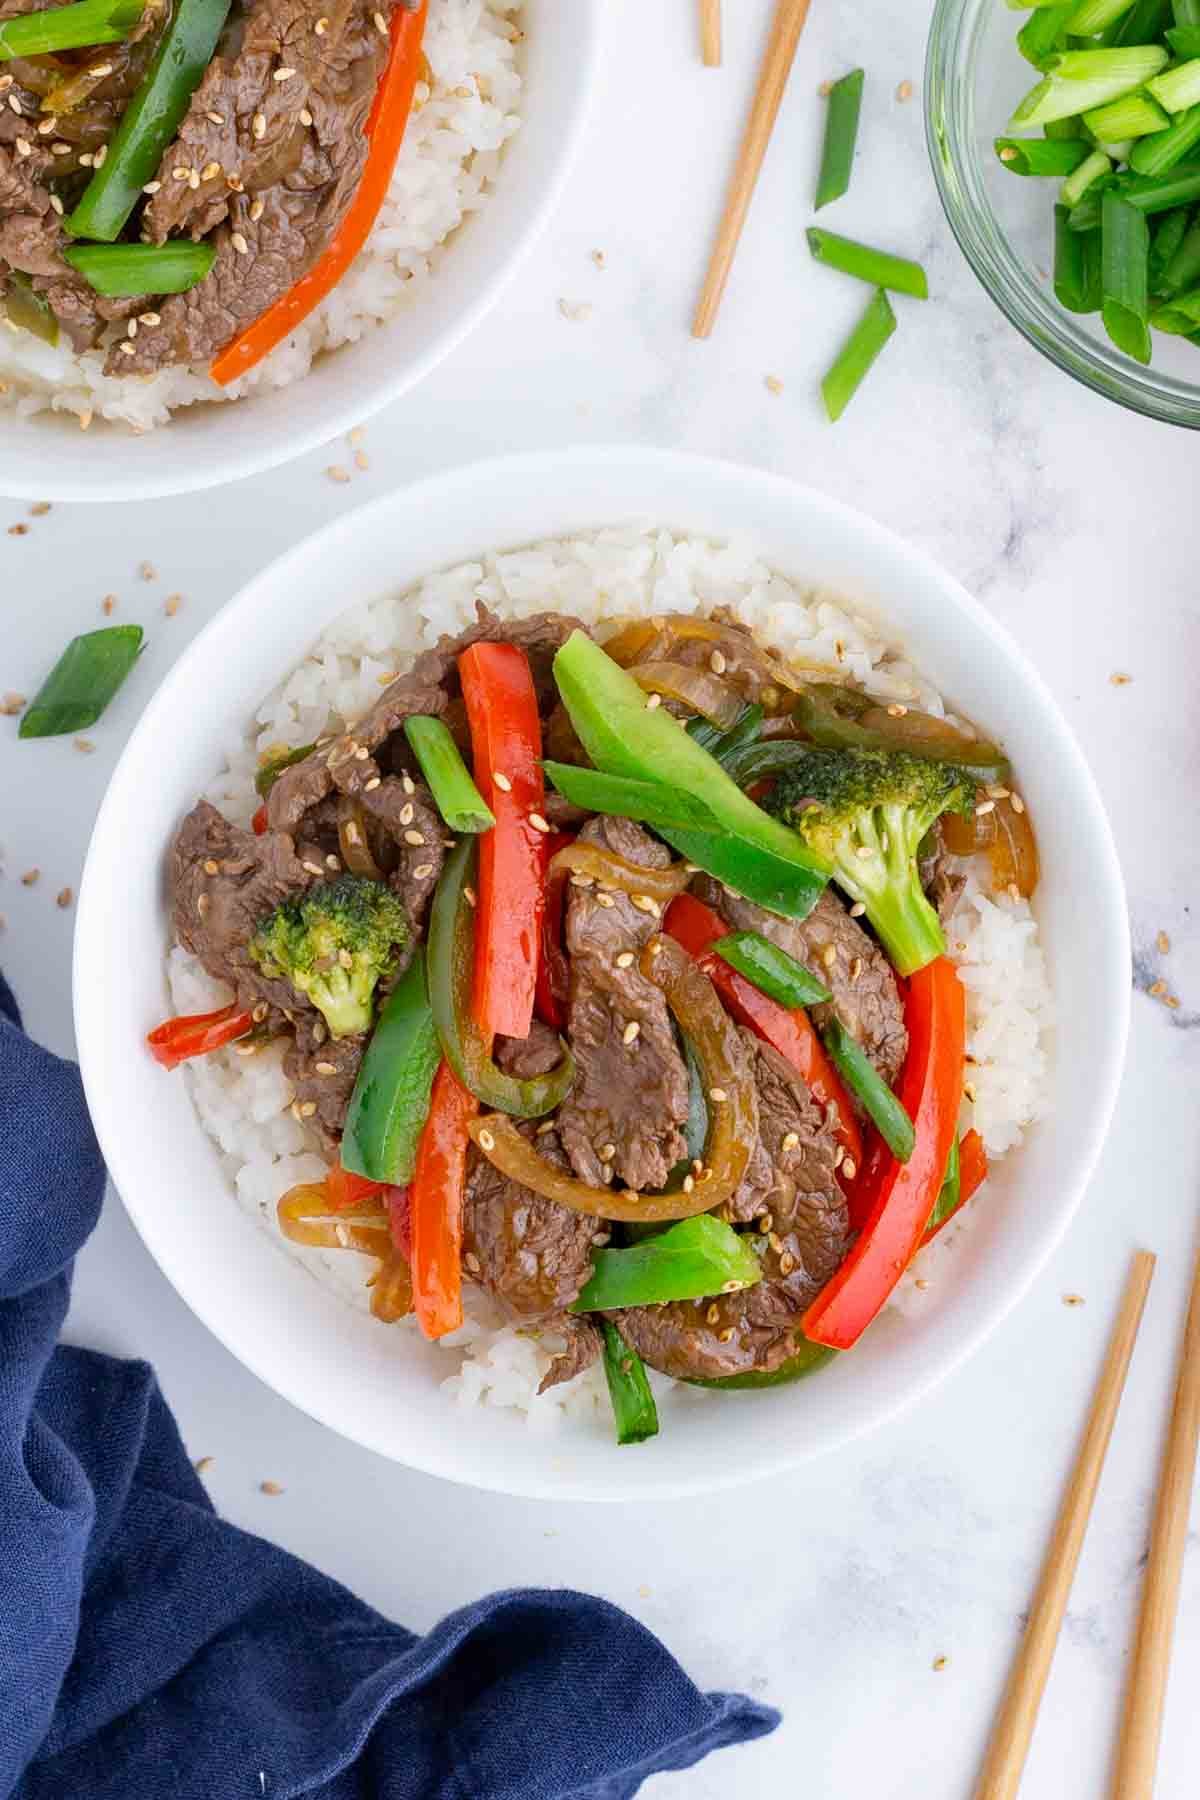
[75,448,1129,1501]
[0,1,601,504]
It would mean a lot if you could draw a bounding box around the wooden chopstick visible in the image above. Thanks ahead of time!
[973,1250,1157,1800]
[1109,1238,1200,1797]
[700,0,722,67]
[691,0,814,338]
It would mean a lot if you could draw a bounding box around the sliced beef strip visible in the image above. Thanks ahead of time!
[267,606,589,835]
[495,1018,564,1082]
[919,819,965,927]
[617,1034,849,1382]
[283,1013,363,1148]
[354,778,445,937]
[556,816,690,1194]
[539,1315,602,1395]
[462,1130,604,1338]
[170,798,321,1021]
[692,877,908,1087]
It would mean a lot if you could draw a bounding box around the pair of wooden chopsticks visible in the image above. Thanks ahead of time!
[975,1243,1200,1797]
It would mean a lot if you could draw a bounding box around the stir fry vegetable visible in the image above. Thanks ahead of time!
[146,1001,253,1068]
[0,0,142,58]
[255,742,316,798]
[427,837,574,1116]
[600,1321,659,1446]
[994,135,1092,177]
[687,1337,836,1389]
[66,0,236,241]
[409,1060,474,1339]
[403,715,494,834]
[340,950,440,1184]
[541,761,723,834]
[209,0,428,382]
[822,1017,915,1163]
[1009,47,1169,130]
[820,288,897,421]
[325,1162,386,1211]
[546,837,693,910]
[630,659,743,727]
[248,875,409,1040]
[572,1216,762,1312]
[1102,188,1152,362]
[793,683,1010,782]
[3,274,58,346]
[63,242,216,297]
[807,228,929,298]
[804,958,966,1350]
[815,67,864,210]
[552,631,828,921]
[941,791,1039,899]
[712,930,831,1009]
[924,1129,988,1244]
[687,702,764,766]
[534,831,572,1030]
[459,639,545,1041]
[18,625,143,738]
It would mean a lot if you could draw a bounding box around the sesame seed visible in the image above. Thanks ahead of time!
[249,197,265,222]
[529,812,550,834]
[196,892,209,916]
[692,1158,704,1174]
[227,173,243,191]
[622,1020,641,1046]
[1150,980,1167,998]
[140,311,160,326]
[769,1232,783,1254]
[173,165,190,181]
[51,141,69,155]
[1158,930,1171,954]
[1110,671,1132,686]
[14,137,30,157]
[856,845,874,860]
[251,1001,268,1023]
[463,885,476,907]
[932,1655,948,1673]
[464,1252,481,1274]
[625,1190,641,1205]
[1007,882,1020,902]
[207,110,225,124]
[298,1100,316,1117]
[708,1086,727,1103]
[373,8,387,29]
[709,649,727,675]
[7,94,21,115]
[479,1128,495,1151]
[615,951,635,969]
[231,232,249,255]
[779,1252,796,1275]
[49,195,63,215]
[1010,793,1026,814]
[101,596,116,615]
[896,79,914,102]
[403,829,425,847]
[821,943,837,969]
[594,892,615,908]
[143,179,161,193]
[194,1456,214,1474]
[0,692,25,715]
[363,775,380,791]
[1063,1293,1085,1307]
[493,770,512,792]
[260,1480,284,1496]
[300,107,313,127]
[326,465,350,483]
[37,116,56,134]
[569,873,594,888]
[781,1133,799,1152]
[95,143,107,166]
[644,692,661,710]
[273,66,296,81]
[8,523,28,536]
[683,1175,695,1193]
[706,1303,720,1325]
[764,374,784,395]
[717,1328,735,1344]
[842,1157,857,1181]
[92,62,112,76]
[599,1142,616,1161]
[402,774,415,795]
[56,887,73,909]
[353,448,369,471]
[315,14,328,29]
[325,854,340,871]
[631,893,660,916]
[302,859,324,875]
[413,863,434,879]
[252,112,266,139]
[975,798,996,816]
[850,956,863,983]
[127,319,139,339]
[201,160,221,180]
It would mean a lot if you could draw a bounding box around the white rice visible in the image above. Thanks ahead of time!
[167,525,1054,1429]
[0,0,522,430]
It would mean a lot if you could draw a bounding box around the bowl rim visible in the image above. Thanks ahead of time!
[924,0,1200,430]
[74,446,1131,1499]
[0,1,605,503]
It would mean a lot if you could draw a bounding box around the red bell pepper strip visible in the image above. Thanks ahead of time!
[251,802,268,836]
[803,957,966,1350]
[209,0,428,385]
[146,1001,254,1069]
[458,641,545,1041]
[325,1161,386,1213]
[922,1128,988,1246]
[409,1060,476,1339]
[664,892,863,1171]
[534,831,574,1031]
[386,1185,412,1260]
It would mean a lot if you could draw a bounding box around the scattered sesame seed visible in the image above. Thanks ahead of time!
[709,1086,727,1103]
[1150,979,1167,998]
[856,844,874,860]
[622,1020,641,1046]
[1158,930,1171,954]
[56,887,73,909]
[326,464,350,483]
[631,893,660,916]
[975,798,996,816]
[1166,994,1181,1010]
[252,111,266,139]
[8,522,28,535]
[101,595,116,615]
[850,956,863,983]
[128,318,139,338]
[1010,792,1026,814]
[249,197,265,222]
[818,79,833,96]
[998,146,1017,163]
[13,137,30,157]
[932,1655,947,1672]
[273,66,296,80]
[252,1002,268,1022]
[51,140,69,155]
[353,448,368,470]
[464,1251,481,1274]
[569,873,594,888]
[644,692,661,710]
[403,829,426,849]
[201,160,221,181]
[717,1328,735,1344]
[842,1157,858,1181]
[74,737,95,754]
[207,110,225,125]
[615,951,634,969]
[373,8,387,30]
[1063,1293,1085,1307]
[402,774,415,795]
[302,859,324,875]
[706,1303,720,1325]
[143,179,161,193]
[7,94,22,115]
[95,143,108,166]
[782,1132,799,1152]
[300,106,313,127]
[479,1128,495,1151]
[599,1142,616,1161]
[92,63,112,77]
[413,863,434,879]
[140,311,160,327]
[315,13,328,29]
[682,1174,695,1193]
[299,1100,316,1117]
[194,1456,214,1474]
[231,231,249,255]
[779,1252,796,1275]
[139,561,156,580]
[259,1480,284,1495]
[172,163,191,180]
[594,892,615,908]
[529,812,550,834]
[821,943,837,969]
[0,692,25,715]
[897,79,914,101]
[20,869,39,886]
[364,775,381,791]
[764,374,784,395]
[709,649,727,675]
[1110,671,1132,686]
[493,770,512,792]
[463,884,476,907]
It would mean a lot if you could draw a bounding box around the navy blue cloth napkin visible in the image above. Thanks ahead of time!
[0,970,778,1799]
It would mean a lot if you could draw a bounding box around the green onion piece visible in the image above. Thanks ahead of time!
[1010,45,1169,126]
[403,715,495,833]
[1152,281,1200,317]
[600,1321,659,1446]
[925,1138,962,1236]
[1099,137,1136,159]
[820,287,897,422]
[254,741,316,798]
[822,1017,916,1162]
[66,0,234,242]
[1150,296,1200,325]
[1067,172,1118,227]
[0,0,141,58]
[806,227,928,296]
[1019,4,1073,67]
[815,68,864,210]
[1167,23,1200,51]
[1148,204,1190,283]
[1083,90,1169,137]
[995,134,1093,173]
[1130,100,1200,169]
[18,625,144,738]
[713,931,832,1008]
[1045,113,1087,135]
[1120,154,1200,205]
[1065,0,1135,32]
[1159,215,1200,288]
[573,1215,762,1313]
[61,241,215,298]
[1055,206,1104,307]
[1061,146,1113,202]
[685,703,763,764]
[1175,0,1200,26]
[1148,56,1200,110]
[1006,0,1072,11]
[1115,0,1172,42]
[541,760,722,832]
[1101,186,1153,357]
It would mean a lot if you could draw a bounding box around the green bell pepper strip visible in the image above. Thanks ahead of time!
[427,837,575,1117]
[0,0,142,57]
[790,684,1011,782]
[552,631,828,922]
[822,1017,916,1162]
[541,760,724,832]
[685,1337,837,1389]
[600,1321,659,1445]
[66,0,235,243]
[713,932,832,1009]
[340,951,441,1184]
[925,1137,961,1237]
[3,273,58,345]
[572,1215,762,1313]
[62,241,216,297]
[18,625,143,738]
[255,741,317,798]
[403,715,494,834]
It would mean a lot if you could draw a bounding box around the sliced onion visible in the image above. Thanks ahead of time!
[630,660,743,728]
[369,1251,414,1323]
[338,799,384,881]
[548,841,693,908]
[276,1182,390,1257]
[941,794,1039,899]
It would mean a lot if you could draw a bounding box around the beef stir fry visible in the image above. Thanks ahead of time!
[152,605,1035,1445]
[0,0,425,378]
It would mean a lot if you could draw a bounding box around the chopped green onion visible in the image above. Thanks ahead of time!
[1166,22,1200,51]
[1148,55,1200,109]
[1116,0,1173,41]
[925,1139,962,1236]
[806,227,929,296]
[995,134,1093,173]
[61,241,216,298]
[822,1018,916,1161]
[1067,174,1117,228]
[1174,0,1200,25]
[1083,89,1169,136]
[1060,145,1113,200]
[541,760,722,832]
[18,625,144,739]
[815,68,864,210]
[820,287,897,422]
[403,715,494,834]
[1099,137,1137,158]
[713,931,832,1008]
[1121,154,1200,204]
[1150,293,1200,325]
[1055,206,1104,307]
[1045,113,1088,135]
[600,1321,659,1446]
[1148,203,1191,282]
[1101,186,1153,357]
[1010,45,1169,125]
[0,0,141,58]
[1066,0,1136,31]
[1020,4,1073,66]
[1158,214,1200,288]
[1130,99,1200,167]
[573,1216,762,1313]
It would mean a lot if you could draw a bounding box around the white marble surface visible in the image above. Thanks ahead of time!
[3,2,1199,1793]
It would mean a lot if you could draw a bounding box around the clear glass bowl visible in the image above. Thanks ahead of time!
[925,0,1200,427]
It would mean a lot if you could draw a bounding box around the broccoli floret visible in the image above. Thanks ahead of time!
[248,875,409,1039]
[766,748,975,976]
